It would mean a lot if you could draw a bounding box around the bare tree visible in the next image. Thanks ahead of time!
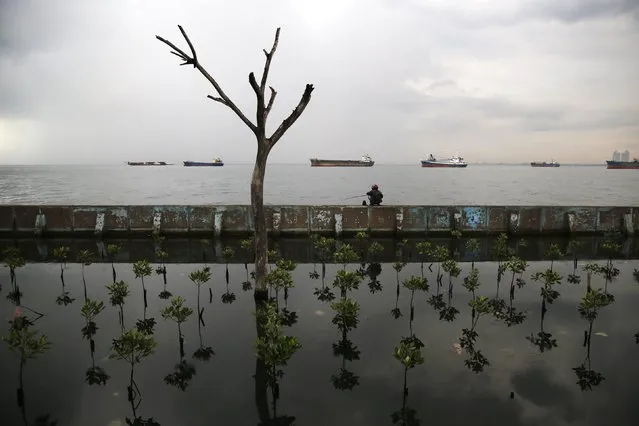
[156,26,314,299]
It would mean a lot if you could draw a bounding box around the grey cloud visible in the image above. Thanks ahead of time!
[527,0,639,24]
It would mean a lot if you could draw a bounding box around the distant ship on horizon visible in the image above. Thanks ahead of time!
[420,154,468,168]
[127,161,171,166]
[530,160,560,167]
[607,149,638,169]
[310,154,374,167]
[183,158,224,167]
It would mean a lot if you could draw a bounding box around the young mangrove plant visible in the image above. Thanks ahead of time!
[574,288,614,390]
[188,266,214,361]
[155,248,169,289]
[133,259,155,335]
[81,298,110,386]
[526,266,562,353]
[240,237,255,291]
[438,258,461,322]
[493,256,528,327]
[330,296,361,391]
[106,243,121,283]
[491,233,511,288]
[545,243,563,272]
[109,328,158,423]
[161,296,196,390]
[77,249,93,301]
[416,241,432,278]
[368,241,384,260]
[255,301,302,417]
[392,333,424,426]
[311,236,337,302]
[3,247,25,305]
[52,245,74,306]
[458,295,492,373]
[365,261,383,294]
[432,245,450,285]
[403,276,429,334]
[355,231,371,260]
[3,310,53,425]
[567,240,583,284]
[266,259,298,326]
[465,238,481,269]
[391,261,408,319]
[220,246,237,304]
[106,280,130,334]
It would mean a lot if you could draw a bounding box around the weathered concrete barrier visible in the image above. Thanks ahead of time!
[0,205,636,237]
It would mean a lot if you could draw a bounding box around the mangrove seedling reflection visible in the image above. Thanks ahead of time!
[574,287,614,390]
[133,260,155,335]
[106,244,121,283]
[161,296,196,390]
[220,247,237,304]
[3,247,25,305]
[365,261,383,294]
[77,249,94,301]
[155,248,170,298]
[52,245,74,306]
[527,267,562,352]
[491,233,511,287]
[255,301,302,421]
[567,240,583,284]
[3,309,54,426]
[81,298,110,386]
[465,238,481,268]
[109,329,158,424]
[403,276,429,330]
[459,293,492,373]
[106,280,130,334]
[492,256,528,327]
[266,259,298,326]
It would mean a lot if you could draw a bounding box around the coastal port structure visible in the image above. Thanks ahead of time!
[0,205,636,237]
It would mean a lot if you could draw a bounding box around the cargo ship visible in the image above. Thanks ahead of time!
[420,154,468,168]
[531,160,560,167]
[310,154,374,167]
[183,158,224,167]
[127,161,170,166]
[606,158,639,169]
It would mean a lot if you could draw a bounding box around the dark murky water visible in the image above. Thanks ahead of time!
[1,256,639,425]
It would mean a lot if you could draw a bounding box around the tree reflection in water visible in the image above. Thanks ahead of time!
[161,296,196,390]
[3,247,26,305]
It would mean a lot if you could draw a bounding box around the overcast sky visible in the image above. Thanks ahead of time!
[1,0,638,164]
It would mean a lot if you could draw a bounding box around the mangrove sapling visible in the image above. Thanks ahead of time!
[189,266,214,361]
[465,238,481,269]
[106,280,130,334]
[416,241,432,279]
[365,261,383,294]
[3,247,25,304]
[330,296,361,391]
[491,233,511,290]
[133,260,155,335]
[432,245,450,286]
[458,295,492,373]
[438,259,461,322]
[3,311,53,425]
[573,288,614,390]
[81,298,110,386]
[526,268,562,353]
[77,249,93,301]
[52,246,75,306]
[403,276,429,333]
[161,296,193,359]
[106,244,121,283]
[265,259,296,314]
[240,237,255,291]
[567,240,583,284]
[255,301,302,417]
[221,247,237,304]
[392,332,424,426]
[355,231,370,260]
[367,241,384,261]
[391,261,407,319]
[544,243,563,273]
[312,236,337,302]
[109,329,158,423]
[155,248,169,293]
[495,256,528,327]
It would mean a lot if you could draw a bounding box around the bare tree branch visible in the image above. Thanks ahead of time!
[207,95,227,105]
[248,72,261,98]
[265,86,277,118]
[156,25,257,134]
[269,84,314,146]
[260,28,280,92]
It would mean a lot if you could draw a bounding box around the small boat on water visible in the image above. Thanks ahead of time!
[606,158,639,169]
[310,154,374,167]
[420,154,468,168]
[127,161,170,166]
[183,158,224,167]
[531,160,560,167]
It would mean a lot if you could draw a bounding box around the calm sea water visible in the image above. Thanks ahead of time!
[1,164,638,205]
[1,257,638,425]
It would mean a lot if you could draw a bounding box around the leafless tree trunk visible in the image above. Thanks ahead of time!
[156,26,314,298]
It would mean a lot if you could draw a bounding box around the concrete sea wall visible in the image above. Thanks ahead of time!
[0,205,636,237]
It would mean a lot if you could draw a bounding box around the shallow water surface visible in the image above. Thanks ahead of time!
[1,259,638,426]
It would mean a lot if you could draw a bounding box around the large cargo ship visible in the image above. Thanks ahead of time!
[531,160,560,167]
[127,161,170,166]
[310,154,374,167]
[183,158,224,167]
[606,159,639,169]
[420,154,468,168]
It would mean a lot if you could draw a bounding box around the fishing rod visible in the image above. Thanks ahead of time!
[342,194,367,200]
